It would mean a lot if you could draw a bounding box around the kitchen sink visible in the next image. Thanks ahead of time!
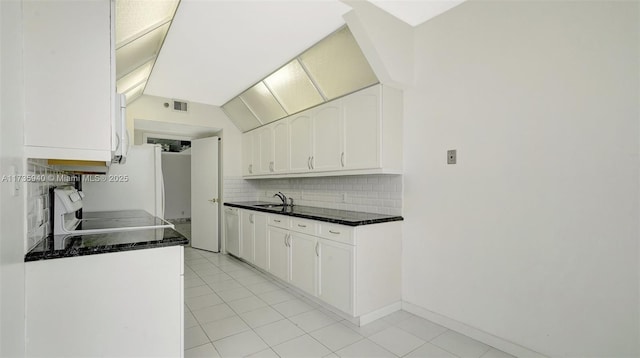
[255,204,286,208]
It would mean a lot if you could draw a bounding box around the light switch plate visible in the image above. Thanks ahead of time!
[447,149,457,164]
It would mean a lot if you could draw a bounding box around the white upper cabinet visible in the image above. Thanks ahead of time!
[23,0,112,161]
[242,84,402,178]
[258,127,274,175]
[289,111,314,172]
[272,120,291,173]
[242,133,253,176]
[312,103,343,172]
[342,85,380,170]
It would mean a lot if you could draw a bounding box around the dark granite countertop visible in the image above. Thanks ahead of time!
[26,210,188,262]
[25,228,188,262]
[224,201,403,226]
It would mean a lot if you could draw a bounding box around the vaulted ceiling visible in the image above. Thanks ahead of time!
[129,0,463,106]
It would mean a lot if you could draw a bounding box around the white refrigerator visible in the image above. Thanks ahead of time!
[82,144,164,218]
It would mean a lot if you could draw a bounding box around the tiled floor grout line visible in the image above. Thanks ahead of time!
[186,250,390,357]
[185,249,378,356]
[184,246,513,358]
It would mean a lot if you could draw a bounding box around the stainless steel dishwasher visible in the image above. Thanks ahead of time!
[224,207,240,256]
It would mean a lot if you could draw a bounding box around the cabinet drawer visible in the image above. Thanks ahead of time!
[318,223,354,245]
[269,215,290,229]
[290,218,318,235]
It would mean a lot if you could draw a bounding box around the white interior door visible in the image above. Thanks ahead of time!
[191,136,219,252]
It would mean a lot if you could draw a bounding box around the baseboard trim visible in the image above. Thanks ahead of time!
[402,301,547,358]
[359,301,402,326]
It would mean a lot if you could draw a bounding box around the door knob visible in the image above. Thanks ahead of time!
[208,198,218,203]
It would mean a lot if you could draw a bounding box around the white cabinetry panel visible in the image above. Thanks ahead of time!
[318,239,354,315]
[289,232,318,296]
[313,104,343,171]
[241,210,255,263]
[258,127,274,174]
[242,84,402,178]
[272,120,290,173]
[343,86,380,170]
[23,0,112,161]
[268,226,290,281]
[25,246,184,357]
[253,213,268,270]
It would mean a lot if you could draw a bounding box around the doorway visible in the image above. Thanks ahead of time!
[135,121,222,251]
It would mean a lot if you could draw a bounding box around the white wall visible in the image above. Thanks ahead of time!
[402,1,639,357]
[126,94,243,178]
[161,153,191,219]
[0,0,26,356]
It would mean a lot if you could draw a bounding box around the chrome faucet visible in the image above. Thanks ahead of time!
[273,192,287,206]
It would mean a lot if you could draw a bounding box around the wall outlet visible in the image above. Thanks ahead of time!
[447,149,457,164]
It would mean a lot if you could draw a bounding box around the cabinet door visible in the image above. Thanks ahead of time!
[289,112,313,172]
[242,134,254,176]
[312,104,343,171]
[267,227,290,281]
[240,210,255,263]
[343,86,380,170]
[253,213,268,271]
[252,132,261,175]
[272,120,290,173]
[23,0,111,159]
[318,239,354,315]
[289,232,317,296]
[258,127,274,174]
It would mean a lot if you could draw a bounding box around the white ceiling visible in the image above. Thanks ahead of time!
[369,0,464,27]
[145,0,351,106]
[144,0,464,106]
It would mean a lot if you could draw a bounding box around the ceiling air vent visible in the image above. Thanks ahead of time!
[173,100,188,112]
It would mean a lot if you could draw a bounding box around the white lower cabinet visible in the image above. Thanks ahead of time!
[253,214,268,270]
[289,232,318,296]
[234,207,401,322]
[318,239,354,314]
[25,246,184,357]
[267,226,290,281]
[240,210,255,263]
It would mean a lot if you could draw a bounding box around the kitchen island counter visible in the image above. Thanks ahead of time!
[25,227,188,262]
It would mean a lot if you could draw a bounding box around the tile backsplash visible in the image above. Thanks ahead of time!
[25,159,75,251]
[223,175,402,215]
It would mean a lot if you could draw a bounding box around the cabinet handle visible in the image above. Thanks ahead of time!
[297,224,307,228]
[274,219,281,223]
[287,234,292,247]
[311,156,314,169]
[249,214,254,224]
[315,242,319,257]
[307,156,311,170]
[249,164,253,174]
[329,230,340,235]
[270,161,274,172]
[341,152,345,167]
[284,234,287,247]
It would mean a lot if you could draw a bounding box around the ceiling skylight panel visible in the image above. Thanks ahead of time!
[264,59,324,115]
[115,22,170,79]
[222,97,263,132]
[239,82,287,125]
[116,0,179,47]
[117,60,154,93]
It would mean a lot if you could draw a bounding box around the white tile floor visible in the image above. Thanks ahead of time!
[183,246,515,358]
